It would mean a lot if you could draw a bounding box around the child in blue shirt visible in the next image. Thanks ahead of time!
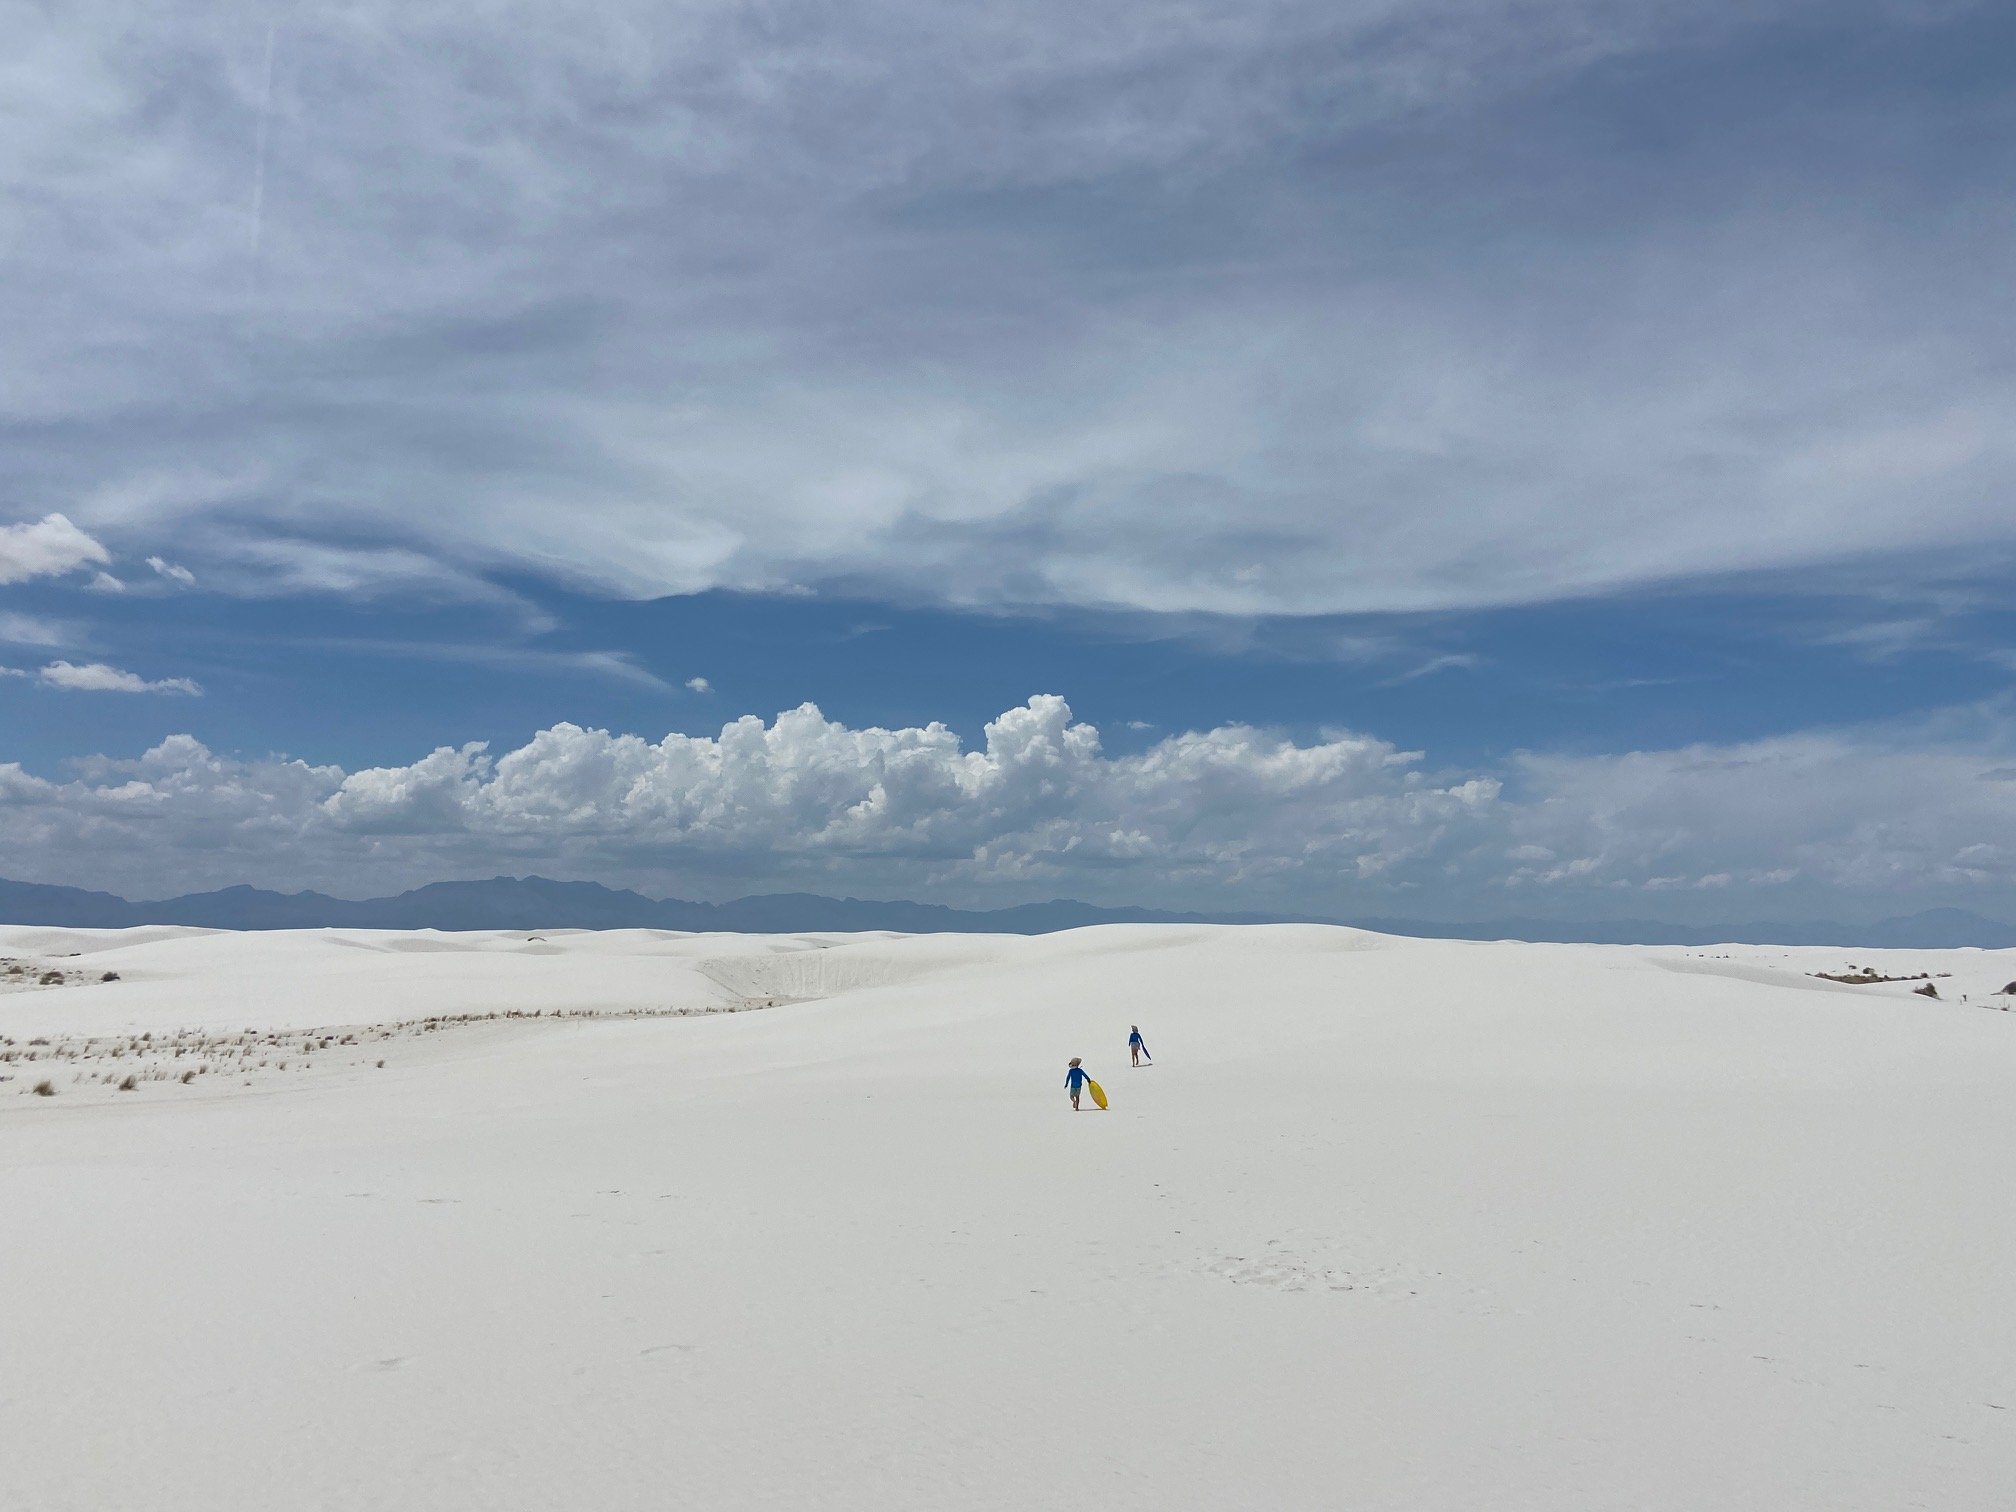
[1065,1057,1090,1110]
[1129,1025,1150,1067]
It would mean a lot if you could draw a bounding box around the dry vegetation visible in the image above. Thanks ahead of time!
[5,993,793,1102]
[1811,967,1951,985]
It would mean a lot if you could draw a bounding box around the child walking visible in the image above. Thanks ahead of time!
[1065,1057,1093,1111]
[1129,1025,1151,1066]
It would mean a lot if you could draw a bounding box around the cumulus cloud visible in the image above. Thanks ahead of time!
[33,661,202,695]
[3,696,2011,915]
[0,514,109,585]
[685,677,712,694]
[5,3,2010,616]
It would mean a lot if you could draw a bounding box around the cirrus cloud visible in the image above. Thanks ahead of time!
[5,3,2010,617]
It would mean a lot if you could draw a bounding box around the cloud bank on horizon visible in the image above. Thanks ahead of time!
[5,697,2012,919]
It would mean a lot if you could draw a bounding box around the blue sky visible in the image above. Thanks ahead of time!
[3,0,2013,920]
[8,564,2016,778]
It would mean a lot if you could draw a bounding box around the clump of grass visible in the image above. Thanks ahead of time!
[38,970,63,986]
[101,971,121,982]
[180,1069,197,1084]
[117,1074,138,1092]
[32,1079,55,1097]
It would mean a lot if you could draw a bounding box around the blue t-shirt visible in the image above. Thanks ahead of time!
[1065,1066,1087,1090]
[1128,1031,1143,1046]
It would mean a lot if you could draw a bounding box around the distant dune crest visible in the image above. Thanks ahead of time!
[1,876,2010,948]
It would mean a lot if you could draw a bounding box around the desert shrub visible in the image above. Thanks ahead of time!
[32,1079,54,1097]
[39,970,63,986]
[101,971,121,982]
[117,1074,138,1091]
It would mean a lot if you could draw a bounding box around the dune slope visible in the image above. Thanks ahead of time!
[3,924,2012,1510]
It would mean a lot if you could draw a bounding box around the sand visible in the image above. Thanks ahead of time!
[3,923,2012,1510]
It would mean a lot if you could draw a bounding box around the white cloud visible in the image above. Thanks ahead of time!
[2,696,2012,916]
[34,660,201,695]
[146,555,196,586]
[685,677,712,693]
[0,514,109,585]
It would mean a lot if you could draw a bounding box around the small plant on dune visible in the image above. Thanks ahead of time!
[39,970,64,986]
[117,1074,138,1092]
[32,1079,55,1097]
[180,1069,196,1083]
[101,971,120,982]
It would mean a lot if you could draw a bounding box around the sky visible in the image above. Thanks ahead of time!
[2,0,2013,922]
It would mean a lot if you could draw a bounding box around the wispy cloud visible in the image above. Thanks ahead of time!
[147,555,197,587]
[1375,653,1481,688]
[0,612,77,649]
[295,637,672,692]
[33,660,201,695]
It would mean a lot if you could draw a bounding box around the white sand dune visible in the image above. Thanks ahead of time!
[3,924,2012,1510]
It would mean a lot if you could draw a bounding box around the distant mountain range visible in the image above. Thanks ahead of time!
[1,875,2012,948]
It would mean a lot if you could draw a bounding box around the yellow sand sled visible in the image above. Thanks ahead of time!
[1085,1076,1108,1110]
